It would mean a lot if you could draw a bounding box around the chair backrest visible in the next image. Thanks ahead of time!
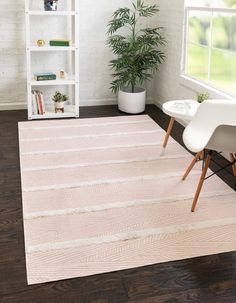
[183,99,236,153]
[207,124,236,152]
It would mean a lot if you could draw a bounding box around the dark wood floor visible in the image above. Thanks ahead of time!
[1,104,236,303]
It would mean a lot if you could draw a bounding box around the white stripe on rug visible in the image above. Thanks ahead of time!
[22,154,190,172]
[22,171,202,192]
[20,130,163,142]
[24,190,233,220]
[27,217,236,254]
[22,173,228,215]
[20,141,176,156]
[19,118,152,130]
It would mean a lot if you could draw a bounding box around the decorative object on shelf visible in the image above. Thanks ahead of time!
[59,70,68,79]
[34,72,56,81]
[197,92,210,103]
[52,90,69,113]
[107,0,166,114]
[44,0,58,11]
[37,39,45,47]
[49,39,70,47]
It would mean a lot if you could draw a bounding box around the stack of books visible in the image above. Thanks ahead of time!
[34,72,56,81]
[49,39,70,47]
[31,90,45,115]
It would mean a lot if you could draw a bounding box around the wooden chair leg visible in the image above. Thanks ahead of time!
[199,150,204,160]
[182,151,202,181]
[230,153,236,177]
[191,151,211,212]
[163,117,175,148]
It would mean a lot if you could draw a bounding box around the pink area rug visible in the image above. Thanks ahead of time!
[18,115,236,285]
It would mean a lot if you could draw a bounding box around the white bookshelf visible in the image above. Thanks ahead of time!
[25,0,79,120]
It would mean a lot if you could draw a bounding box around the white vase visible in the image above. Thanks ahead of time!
[54,101,64,109]
[118,87,146,114]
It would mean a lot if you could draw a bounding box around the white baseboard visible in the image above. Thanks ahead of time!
[153,99,162,109]
[0,103,27,111]
[76,97,154,107]
[80,98,117,107]
[0,98,155,110]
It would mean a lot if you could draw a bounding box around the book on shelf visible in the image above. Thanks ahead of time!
[37,91,45,115]
[31,90,39,114]
[49,39,71,47]
[34,73,56,81]
[31,90,45,115]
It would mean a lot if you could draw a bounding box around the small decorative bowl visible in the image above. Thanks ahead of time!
[37,40,45,47]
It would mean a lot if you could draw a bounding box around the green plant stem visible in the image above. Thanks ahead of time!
[131,11,136,93]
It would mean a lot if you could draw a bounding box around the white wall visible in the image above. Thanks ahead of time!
[0,0,26,110]
[154,0,186,105]
[0,0,158,110]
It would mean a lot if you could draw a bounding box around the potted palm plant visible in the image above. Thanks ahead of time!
[107,0,166,114]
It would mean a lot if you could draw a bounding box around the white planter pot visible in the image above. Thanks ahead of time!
[118,87,146,114]
[54,101,64,109]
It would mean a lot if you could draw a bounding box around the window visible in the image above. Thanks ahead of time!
[183,0,236,96]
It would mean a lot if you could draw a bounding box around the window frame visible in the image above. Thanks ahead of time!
[181,5,236,98]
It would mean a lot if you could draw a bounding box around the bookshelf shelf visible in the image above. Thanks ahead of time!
[25,0,79,120]
[32,113,76,119]
[32,105,76,119]
[31,78,76,86]
[28,45,77,52]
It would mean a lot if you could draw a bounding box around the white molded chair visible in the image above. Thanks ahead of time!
[182,99,236,212]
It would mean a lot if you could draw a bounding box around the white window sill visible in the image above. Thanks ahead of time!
[179,75,236,101]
